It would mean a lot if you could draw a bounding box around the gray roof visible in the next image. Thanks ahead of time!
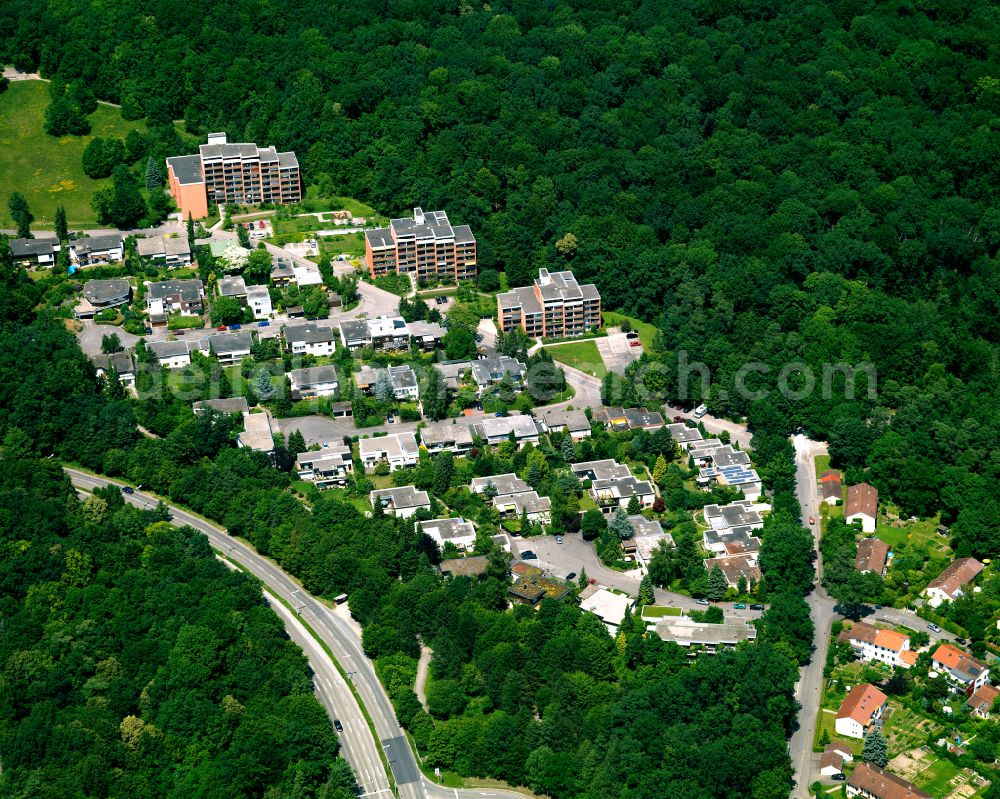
[289,366,339,386]
[365,227,395,249]
[419,419,475,449]
[388,364,418,392]
[148,279,203,303]
[72,233,123,254]
[258,146,278,163]
[541,408,590,433]
[285,322,337,345]
[370,485,430,510]
[497,286,542,315]
[471,355,525,385]
[245,284,270,300]
[277,151,298,168]
[453,224,475,245]
[572,459,632,481]
[91,351,135,375]
[193,396,250,415]
[217,276,247,297]
[83,279,131,305]
[419,517,476,542]
[628,515,664,538]
[149,339,191,359]
[470,473,532,496]
[389,208,454,242]
[200,140,261,160]
[624,407,664,429]
[197,330,253,355]
[704,501,763,530]
[666,422,703,444]
[406,320,447,340]
[9,237,57,257]
[166,154,204,185]
[271,259,295,278]
[339,319,371,344]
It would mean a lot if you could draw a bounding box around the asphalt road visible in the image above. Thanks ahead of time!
[67,468,529,799]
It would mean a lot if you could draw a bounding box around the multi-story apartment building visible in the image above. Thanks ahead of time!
[497,269,601,338]
[166,133,301,220]
[364,207,476,282]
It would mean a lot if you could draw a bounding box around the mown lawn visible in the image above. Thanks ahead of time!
[603,310,658,349]
[545,340,608,378]
[0,80,148,227]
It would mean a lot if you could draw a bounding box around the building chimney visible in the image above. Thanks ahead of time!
[413,207,424,225]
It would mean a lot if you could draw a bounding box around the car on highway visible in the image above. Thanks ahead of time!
[693,403,708,418]
[696,598,710,606]
[334,719,343,732]
[566,572,577,581]
[927,622,941,633]
[750,603,765,610]
[520,550,537,560]
[734,603,747,609]
[556,536,563,544]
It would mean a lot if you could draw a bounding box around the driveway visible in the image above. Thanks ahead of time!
[76,319,142,356]
[596,332,641,375]
[666,404,753,450]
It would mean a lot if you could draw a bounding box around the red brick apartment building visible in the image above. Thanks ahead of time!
[497,269,602,338]
[364,208,476,282]
[166,133,301,220]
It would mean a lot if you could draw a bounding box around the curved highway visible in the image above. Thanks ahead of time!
[67,468,530,799]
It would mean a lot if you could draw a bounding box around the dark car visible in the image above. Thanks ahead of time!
[334,719,343,732]
[257,320,270,327]
[685,419,698,428]
[831,774,845,782]
[228,324,241,330]
[750,603,765,610]
[625,332,639,339]
[956,637,968,645]
[566,572,577,581]
[673,416,685,423]
[121,486,134,495]
[520,551,537,560]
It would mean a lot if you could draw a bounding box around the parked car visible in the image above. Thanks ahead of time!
[386,413,394,423]
[808,516,816,525]
[566,572,577,581]
[734,603,747,609]
[928,622,941,633]
[228,324,241,330]
[831,774,845,782]
[216,324,228,331]
[693,404,708,418]
[555,536,563,544]
[685,419,698,428]
[121,486,134,495]
[750,603,765,610]
[436,296,448,305]
[696,598,710,606]
[629,339,641,347]
[257,320,270,327]
[475,402,483,411]
[334,719,343,733]
[956,637,968,645]
[520,551,537,560]
[673,416,685,423]
[625,332,639,339]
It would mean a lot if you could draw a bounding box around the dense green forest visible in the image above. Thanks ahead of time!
[0,449,355,798]
[3,0,999,550]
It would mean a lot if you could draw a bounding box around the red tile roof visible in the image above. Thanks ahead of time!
[927,557,985,599]
[845,482,878,519]
[848,763,931,799]
[967,684,999,715]
[837,683,887,726]
[856,537,889,573]
[932,643,988,682]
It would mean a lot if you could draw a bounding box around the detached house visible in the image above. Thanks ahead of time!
[835,683,887,739]
[572,459,656,509]
[924,557,985,608]
[9,237,58,268]
[821,470,843,505]
[69,233,124,267]
[856,538,890,575]
[296,445,354,488]
[419,517,477,552]
[146,278,204,320]
[149,339,193,369]
[359,432,419,471]
[77,279,132,318]
[289,366,339,398]
[931,643,990,696]
[136,234,192,266]
[966,684,1000,719]
[847,763,930,799]
[846,482,879,533]
[285,323,337,357]
[370,486,431,519]
[840,622,918,669]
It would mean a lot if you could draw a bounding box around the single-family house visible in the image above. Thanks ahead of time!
[370,486,430,518]
[703,501,764,533]
[217,275,248,302]
[598,406,629,430]
[285,323,337,356]
[470,473,532,498]
[704,554,761,588]
[846,482,879,532]
[470,415,542,447]
[195,330,254,365]
[296,445,354,487]
[292,262,323,287]
[270,258,296,286]
[339,319,372,351]
[821,470,843,505]
[91,351,136,387]
[840,622,918,669]
[819,750,845,778]
[69,233,124,267]
[509,575,570,606]
[433,360,473,392]
[193,397,250,416]
[77,279,132,318]
[419,419,474,455]
[359,432,420,471]
[470,355,526,392]
[439,556,489,578]
[149,339,193,369]
[924,557,985,608]
[289,366,339,398]
[492,490,551,524]
[666,422,703,449]
[245,284,272,319]
[368,316,410,351]
[419,517,477,552]
[653,615,757,650]
[355,365,419,401]
[540,408,592,440]
[623,407,665,431]
[407,320,447,351]
[9,237,58,268]
[846,763,930,799]
[856,537,890,575]
[146,279,204,318]
[632,516,674,571]
[931,643,990,696]
[580,588,634,633]
[965,684,999,719]
[835,683,887,739]
[136,234,192,266]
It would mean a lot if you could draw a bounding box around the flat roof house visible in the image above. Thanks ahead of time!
[419,517,477,552]
[470,473,532,497]
[653,615,757,651]
[666,422,703,449]
[193,397,250,415]
[623,407,665,431]
[856,538,890,575]
[470,414,542,447]
[296,445,354,488]
[846,762,930,799]
[835,683,887,739]
[846,482,879,533]
[194,330,254,365]
[370,486,431,519]
[931,643,990,696]
[237,411,275,454]
[572,459,655,510]
[246,284,272,319]
[419,419,474,455]
[924,557,985,608]
[359,432,420,471]
[284,323,337,357]
[492,490,552,524]
[509,574,570,606]
[407,320,447,351]
[217,275,248,301]
[497,268,601,339]
[581,588,634,633]
[339,319,372,351]
[289,366,339,398]
[539,408,592,440]
[367,316,410,352]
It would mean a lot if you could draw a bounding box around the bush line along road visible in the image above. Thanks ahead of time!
[66,467,526,799]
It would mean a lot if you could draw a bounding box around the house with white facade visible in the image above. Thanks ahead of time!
[296,445,354,487]
[289,366,339,398]
[835,683,887,739]
[419,517,477,552]
[285,323,337,356]
[246,285,273,318]
[359,432,420,471]
[370,486,431,518]
[924,557,985,608]
[840,622,918,669]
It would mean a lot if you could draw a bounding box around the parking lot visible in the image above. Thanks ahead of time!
[596,331,642,375]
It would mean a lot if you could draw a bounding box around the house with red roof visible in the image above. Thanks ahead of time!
[835,683,887,739]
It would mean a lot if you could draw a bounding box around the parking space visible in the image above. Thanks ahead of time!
[596,331,642,375]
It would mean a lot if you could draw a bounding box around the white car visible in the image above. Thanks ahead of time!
[693,404,708,419]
